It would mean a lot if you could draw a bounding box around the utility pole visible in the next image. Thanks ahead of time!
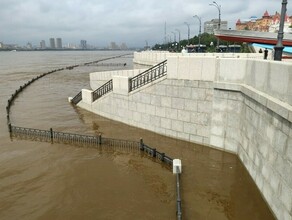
[184,22,190,45]
[164,22,167,45]
[193,15,202,52]
[209,1,221,49]
[175,29,181,50]
[274,0,288,61]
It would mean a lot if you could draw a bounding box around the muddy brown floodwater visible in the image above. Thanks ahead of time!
[0,51,275,220]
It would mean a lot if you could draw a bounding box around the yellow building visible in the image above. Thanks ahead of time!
[236,10,292,33]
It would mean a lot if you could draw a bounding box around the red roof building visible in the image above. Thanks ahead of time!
[236,11,292,33]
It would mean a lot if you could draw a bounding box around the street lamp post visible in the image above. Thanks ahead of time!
[171,31,176,42]
[175,29,181,51]
[274,0,288,61]
[193,15,202,52]
[171,31,177,51]
[209,1,221,49]
[184,22,190,45]
[166,35,171,51]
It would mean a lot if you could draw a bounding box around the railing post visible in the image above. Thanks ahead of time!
[99,133,102,145]
[128,78,132,92]
[173,159,182,219]
[161,153,165,162]
[139,138,144,151]
[50,128,53,142]
[153,148,156,157]
[176,170,182,220]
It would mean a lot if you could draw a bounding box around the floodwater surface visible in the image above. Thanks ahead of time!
[0,51,275,220]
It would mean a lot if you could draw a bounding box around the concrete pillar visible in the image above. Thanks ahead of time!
[112,75,130,95]
[173,159,182,174]
[82,89,93,104]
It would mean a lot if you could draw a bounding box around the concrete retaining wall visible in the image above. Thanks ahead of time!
[79,77,213,146]
[78,54,292,220]
[211,87,292,220]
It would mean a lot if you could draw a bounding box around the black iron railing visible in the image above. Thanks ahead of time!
[8,124,173,166]
[53,130,102,145]
[129,60,167,92]
[139,139,173,166]
[92,79,113,102]
[10,125,52,141]
[6,69,63,125]
[71,91,82,105]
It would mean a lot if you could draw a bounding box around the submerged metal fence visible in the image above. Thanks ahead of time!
[9,125,182,218]
[139,139,173,166]
[8,124,173,166]
[85,62,127,67]
[9,124,181,218]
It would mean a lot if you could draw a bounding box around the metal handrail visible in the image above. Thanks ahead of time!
[92,79,113,102]
[129,60,167,92]
[71,91,82,105]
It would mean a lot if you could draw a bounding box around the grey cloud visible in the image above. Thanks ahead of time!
[0,0,290,47]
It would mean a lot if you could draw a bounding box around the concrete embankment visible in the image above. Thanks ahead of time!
[78,51,292,220]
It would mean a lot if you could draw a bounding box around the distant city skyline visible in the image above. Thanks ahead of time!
[0,37,130,50]
[0,1,291,47]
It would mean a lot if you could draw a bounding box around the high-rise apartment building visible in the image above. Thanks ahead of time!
[80,40,87,49]
[56,38,62,49]
[49,38,55,49]
[109,42,119,50]
[120,43,128,50]
[40,40,46,49]
[204,19,228,34]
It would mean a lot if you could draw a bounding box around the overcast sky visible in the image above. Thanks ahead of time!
[0,0,290,47]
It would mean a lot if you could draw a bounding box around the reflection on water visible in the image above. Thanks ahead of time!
[0,51,275,220]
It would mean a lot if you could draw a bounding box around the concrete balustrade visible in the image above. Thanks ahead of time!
[133,51,170,66]
[112,76,130,95]
[133,51,264,66]
[81,89,93,105]
[219,59,292,106]
[90,69,146,90]
[78,52,292,220]
[167,56,217,81]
